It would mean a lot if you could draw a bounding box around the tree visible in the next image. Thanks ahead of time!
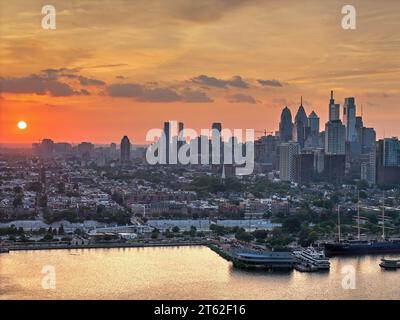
[235,230,254,242]
[43,233,53,241]
[38,194,48,208]
[357,180,369,190]
[190,225,197,237]
[13,186,23,194]
[13,195,23,208]
[172,226,180,233]
[252,229,268,241]
[58,224,65,235]
[282,217,302,233]
[151,231,159,239]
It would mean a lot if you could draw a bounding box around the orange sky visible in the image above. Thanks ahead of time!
[1,0,400,145]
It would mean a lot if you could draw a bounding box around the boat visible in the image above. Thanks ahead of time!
[233,251,294,270]
[324,193,400,256]
[293,247,330,271]
[379,258,400,270]
[294,262,319,272]
[325,239,400,256]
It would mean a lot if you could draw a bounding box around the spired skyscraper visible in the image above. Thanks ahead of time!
[325,91,345,155]
[329,90,340,121]
[120,135,131,163]
[292,97,309,148]
[343,97,357,142]
[279,107,293,143]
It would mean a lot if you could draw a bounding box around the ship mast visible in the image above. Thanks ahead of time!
[357,190,361,240]
[337,205,341,243]
[382,191,385,240]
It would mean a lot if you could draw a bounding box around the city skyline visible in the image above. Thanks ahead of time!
[1,0,400,144]
[0,91,394,147]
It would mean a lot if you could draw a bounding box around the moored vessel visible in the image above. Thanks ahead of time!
[379,258,400,270]
[293,247,330,271]
[324,193,400,256]
[233,251,294,270]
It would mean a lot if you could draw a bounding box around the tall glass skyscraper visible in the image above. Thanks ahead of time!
[343,97,357,142]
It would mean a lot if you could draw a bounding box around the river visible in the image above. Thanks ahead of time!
[1,246,399,299]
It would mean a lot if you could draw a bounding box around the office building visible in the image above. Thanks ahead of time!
[343,97,357,142]
[120,135,131,163]
[279,107,293,143]
[325,120,346,155]
[279,142,300,182]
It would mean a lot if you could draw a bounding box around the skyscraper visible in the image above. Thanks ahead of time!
[292,97,309,148]
[343,97,357,142]
[279,142,300,181]
[329,90,340,121]
[40,139,54,158]
[355,116,364,141]
[361,127,376,154]
[375,138,400,186]
[211,122,222,133]
[177,121,184,153]
[163,122,170,164]
[294,153,314,184]
[382,137,400,166]
[324,154,346,184]
[308,111,319,135]
[120,135,131,163]
[211,122,223,165]
[279,107,293,143]
[325,120,346,155]
[325,91,346,156]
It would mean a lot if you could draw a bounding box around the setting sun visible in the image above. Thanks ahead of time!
[17,120,27,130]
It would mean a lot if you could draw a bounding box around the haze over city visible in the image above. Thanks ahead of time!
[1,0,400,144]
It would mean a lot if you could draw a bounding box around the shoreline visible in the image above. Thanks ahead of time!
[5,240,210,252]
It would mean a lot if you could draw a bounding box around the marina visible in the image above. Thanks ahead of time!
[1,246,400,300]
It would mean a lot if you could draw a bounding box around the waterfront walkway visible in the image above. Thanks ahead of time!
[6,240,209,251]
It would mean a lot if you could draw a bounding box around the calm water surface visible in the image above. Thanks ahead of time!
[1,246,399,299]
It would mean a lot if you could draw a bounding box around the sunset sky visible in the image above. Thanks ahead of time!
[1,0,400,145]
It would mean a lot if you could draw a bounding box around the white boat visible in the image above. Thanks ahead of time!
[293,247,330,271]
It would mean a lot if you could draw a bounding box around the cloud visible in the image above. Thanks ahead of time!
[0,74,77,97]
[89,64,129,69]
[140,87,181,102]
[41,68,80,79]
[170,0,252,23]
[107,83,212,103]
[181,88,213,102]
[257,79,283,87]
[191,75,249,88]
[108,83,143,97]
[39,68,106,88]
[77,76,105,86]
[226,93,257,104]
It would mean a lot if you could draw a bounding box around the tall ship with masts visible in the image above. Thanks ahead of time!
[324,192,400,256]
